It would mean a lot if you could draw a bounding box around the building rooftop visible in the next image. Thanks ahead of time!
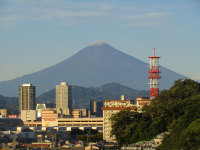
[102,107,136,110]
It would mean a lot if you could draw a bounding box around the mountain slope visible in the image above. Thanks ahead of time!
[37,83,149,109]
[0,83,149,110]
[0,95,19,114]
[0,41,185,96]
[37,85,115,109]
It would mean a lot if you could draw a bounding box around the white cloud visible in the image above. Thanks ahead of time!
[121,6,135,11]
[0,0,171,29]
[110,12,170,28]
[124,21,161,27]
[98,3,115,10]
[0,1,113,28]
[124,12,170,20]
[0,15,27,27]
[116,12,171,28]
[40,10,108,20]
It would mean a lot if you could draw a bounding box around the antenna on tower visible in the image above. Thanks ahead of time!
[148,48,161,99]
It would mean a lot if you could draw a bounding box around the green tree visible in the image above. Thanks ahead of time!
[90,133,103,142]
[110,108,144,145]
[168,79,200,99]
[181,119,200,149]
[110,79,200,148]
[77,133,103,142]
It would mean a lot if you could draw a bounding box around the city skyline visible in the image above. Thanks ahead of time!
[1,0,200,82]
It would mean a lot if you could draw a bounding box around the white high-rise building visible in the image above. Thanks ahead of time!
[56,82,72,116]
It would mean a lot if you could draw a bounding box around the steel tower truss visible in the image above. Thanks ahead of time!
[148,48,161,99]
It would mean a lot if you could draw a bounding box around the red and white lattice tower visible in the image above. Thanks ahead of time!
[148,48,161,99]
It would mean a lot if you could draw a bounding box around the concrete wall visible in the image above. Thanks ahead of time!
[21,110,36,122]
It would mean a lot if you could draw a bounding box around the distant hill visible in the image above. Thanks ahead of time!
[97,82,142,98]
[0,95,18,114]
[0,83,149,112]
[0,41,185,96]
[37,82,149,109]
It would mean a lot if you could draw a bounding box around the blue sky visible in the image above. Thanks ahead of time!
[0,0,200,82]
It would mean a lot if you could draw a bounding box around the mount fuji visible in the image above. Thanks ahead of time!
[0,41,185,96]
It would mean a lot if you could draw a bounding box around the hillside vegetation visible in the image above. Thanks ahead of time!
[110,79,200,149]
[37,83,149,108]
[0,95,18,114]
[0,83,149,110]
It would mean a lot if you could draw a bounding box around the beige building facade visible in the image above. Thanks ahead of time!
[136,97,151,112]
[0,109,8,117]
[102,96,136,142]
[56,82,72,116]
[73,109,88,118]
[21,110,37,122]
[42,110,58,127]
[24,117,103,128]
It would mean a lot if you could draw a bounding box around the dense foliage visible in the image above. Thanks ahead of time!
[71,129,103,142]
[110,79,200,149]
[78,133,103,142]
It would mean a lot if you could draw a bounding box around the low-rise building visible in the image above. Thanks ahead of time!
[73,109,88,118]
[0,109,8,117]
[42,110,58,127]
[136,97,151,112]
[24,117,103,128]
[36,103,46,118]
[73,109,82,118]
[21,110,37,122]
[0,118,23,130]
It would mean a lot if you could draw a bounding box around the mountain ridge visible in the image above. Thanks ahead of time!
[0,42,185,96]
[0,82,149,110]
[37,82,150,109]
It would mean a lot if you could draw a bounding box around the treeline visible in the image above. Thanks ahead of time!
[110,79,200,149]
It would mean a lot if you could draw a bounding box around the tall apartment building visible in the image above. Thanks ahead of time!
[90,100,103,117]
[19,83,36,115]
[102,95,136,142]
[56,82,72,116]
